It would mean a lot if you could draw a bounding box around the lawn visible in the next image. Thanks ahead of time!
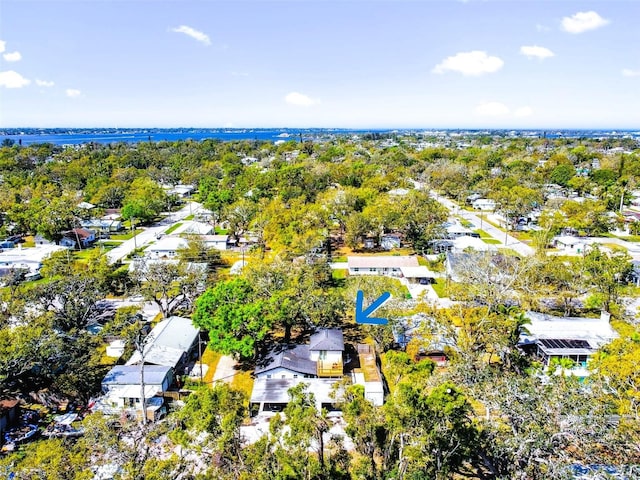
[332,269,347,280]
[201,348,222,385]
[431,277,448,298]
[481,238,502,245]
[110,229,144,240]
[164,222,183,235]
[231,370,254,403]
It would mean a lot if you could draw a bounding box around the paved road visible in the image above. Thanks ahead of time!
[106,201,203,264]
[429,191,535,257]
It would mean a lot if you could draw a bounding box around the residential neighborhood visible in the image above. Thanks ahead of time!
[1,131,639,479]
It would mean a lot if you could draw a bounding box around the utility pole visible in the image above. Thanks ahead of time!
[132,217,137,253]
[134,329,148,426]
[198,330,203,383]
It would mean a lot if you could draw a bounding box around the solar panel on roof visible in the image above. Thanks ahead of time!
[538,338,591,349]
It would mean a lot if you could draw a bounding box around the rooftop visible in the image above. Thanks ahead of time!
[309,328,344,351]
[521,311,618,349]
[102,365,172,386]
[347,255,419,269]
[255,345,317,376]
[126,316,199,368]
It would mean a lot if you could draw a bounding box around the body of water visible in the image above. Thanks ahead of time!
[1,128,638,146]
[1,128,386,146]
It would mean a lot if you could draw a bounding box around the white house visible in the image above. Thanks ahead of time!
[472,198,496,211]
[171,221,214,236]
[144,236,189,259]
[519,311,618,377]
[202,234,231,251]
[553,236,587,254]
[98,365,171,420]
[251,329,348,413]
[347,255,419,276]
[126,316,200,371]
[452,235,496,253]
[0,244,66,277]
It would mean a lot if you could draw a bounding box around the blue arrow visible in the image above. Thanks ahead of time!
[355,290,391,325]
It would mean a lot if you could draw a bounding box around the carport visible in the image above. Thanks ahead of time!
[250,377,341,415]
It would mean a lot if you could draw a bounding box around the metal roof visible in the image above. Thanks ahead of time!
[126,316,199,368]
[250,377,341,405]
[102,365,172,386]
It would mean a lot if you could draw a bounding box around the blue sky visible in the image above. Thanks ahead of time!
[0,0,638,128]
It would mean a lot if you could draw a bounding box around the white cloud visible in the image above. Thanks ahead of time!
[0,40,5,53]
[622,69,640,77]
[514,106,534,117]
[561,11,610,34]
[519,45,554,60]
[284,91,320,107]
[0,70,30,88]
[170,25,211,46]
[433,50,504,76]
[474,101,510,116]
[36,79,55,87]
[3,51,21,62]
[66,88,81,97]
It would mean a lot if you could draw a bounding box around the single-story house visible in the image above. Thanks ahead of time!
[452,235,496,253]
[347,255,419,276]
[144,236,189,259]
[126,316,200,371]
[60,228,96,249]
[201,234,231,251]
[76,201,95,210]
[165,184,195,198]
[99,365,172,420]
[0,244,66,277]
[171,221,214,236]
[553,236,588,254]
[519,311,618,376]
[472,198,496,211]
[80,219,123,233]
[445,223,479,239]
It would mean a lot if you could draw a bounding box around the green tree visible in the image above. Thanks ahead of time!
[192,278,269,359]
[582,244,632,312]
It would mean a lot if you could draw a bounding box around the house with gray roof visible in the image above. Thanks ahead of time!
[126,316,200,371]
[99,364,173,418]
[251,329,348,413]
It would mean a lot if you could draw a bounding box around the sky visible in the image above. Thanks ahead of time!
[0,0,639,129]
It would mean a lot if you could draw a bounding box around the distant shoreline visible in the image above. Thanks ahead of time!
[1,127,639,146]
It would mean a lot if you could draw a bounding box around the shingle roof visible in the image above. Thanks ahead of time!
[309,329,344,352]
[255,345,317,376]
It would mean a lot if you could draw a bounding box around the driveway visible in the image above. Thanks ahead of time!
[212,355,238,383]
